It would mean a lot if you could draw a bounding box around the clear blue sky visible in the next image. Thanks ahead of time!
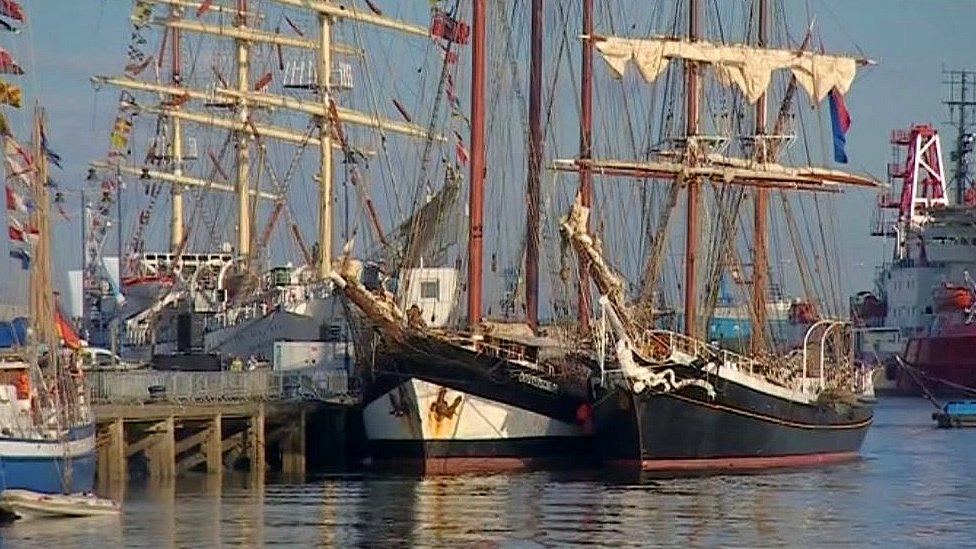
[2,1,975,305]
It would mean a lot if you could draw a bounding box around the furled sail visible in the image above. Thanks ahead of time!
[595,36,860,104]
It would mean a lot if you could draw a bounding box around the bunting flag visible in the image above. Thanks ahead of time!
[0,47,22,75]
[0,18,19,34]
[55,307,82,350]
[5,185,25,212]
[828,87,851,164]
[0,79,20,108]
[131,1,153,28]
[195,0,214,18]
[40,122,62,169]
[124,55,154,76]
[0,0,25,23]
[8,247,28,269]
[253,71,273,92]
[4,136,32,186]
[430,10,470,44]
[0,111,9,137]
[7,218,22,242]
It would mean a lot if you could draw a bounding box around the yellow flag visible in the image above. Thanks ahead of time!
[0,80,21,108]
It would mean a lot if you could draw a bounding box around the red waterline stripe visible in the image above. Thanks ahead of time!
[370,457,578,475]
[609,451,859,472]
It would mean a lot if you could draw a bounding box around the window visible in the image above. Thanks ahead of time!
[420,280,440,300]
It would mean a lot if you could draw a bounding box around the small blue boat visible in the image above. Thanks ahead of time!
[933,401,976,428]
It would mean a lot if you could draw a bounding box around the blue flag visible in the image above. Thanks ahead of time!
[9,247,29,269]
[828,87,852,164]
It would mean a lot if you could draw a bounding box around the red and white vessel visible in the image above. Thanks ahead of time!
[854,123,976,393]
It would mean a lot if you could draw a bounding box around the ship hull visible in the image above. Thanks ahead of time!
[901,335,976,394]
[0,423,97,494]
[363,378,591,473]
[596,365,873,472]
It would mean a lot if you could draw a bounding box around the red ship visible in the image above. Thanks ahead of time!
[902,282,976,394]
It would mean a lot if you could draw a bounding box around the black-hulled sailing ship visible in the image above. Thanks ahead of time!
[336,0,878,472]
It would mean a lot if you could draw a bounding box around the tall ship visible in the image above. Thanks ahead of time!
[336,0,877,472]
[0,2,96,493]
[853,70,976,394]
[82,0,445,367]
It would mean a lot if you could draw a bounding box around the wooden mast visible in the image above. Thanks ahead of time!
[170,7,185,252]
[578,0,594,331]
[751,0,769,353]
[684,0,701,337]
[235,0,251,263]
[30,108,56,351]
[317,10,334,279]
[526,0,543,330]
[468,0,487,329]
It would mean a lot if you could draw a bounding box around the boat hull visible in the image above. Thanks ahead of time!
[901,335,976,394]
[363,377,592,473]
[0,423,97,494]
[596,366,873,472]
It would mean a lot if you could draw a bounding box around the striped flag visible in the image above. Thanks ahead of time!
[829,87,851,164]
[0,0,25,23]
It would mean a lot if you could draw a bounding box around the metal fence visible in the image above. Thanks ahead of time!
[89,368,354,405]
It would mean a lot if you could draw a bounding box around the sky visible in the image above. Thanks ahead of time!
[2,0,976,311]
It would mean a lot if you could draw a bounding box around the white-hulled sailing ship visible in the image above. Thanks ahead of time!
[84,1,446,368]
[336,0,879,472]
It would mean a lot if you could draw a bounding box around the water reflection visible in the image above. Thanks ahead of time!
[1,399,975,548]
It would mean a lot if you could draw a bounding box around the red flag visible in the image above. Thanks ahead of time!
[431,10,470,44]
[7,224,22,242]
[196,0,214,18]
[254,71,273,92]
[0,0,25,23]
[55,307,81,350]
[455,142,469,165]
[5,185,24,212]
[0,47,23,75]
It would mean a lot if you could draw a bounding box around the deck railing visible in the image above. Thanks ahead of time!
[88,368,354,406]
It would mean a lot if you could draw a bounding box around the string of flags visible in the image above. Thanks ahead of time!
[0,0,29,271]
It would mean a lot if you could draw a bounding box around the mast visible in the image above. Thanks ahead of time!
[235,0,251,262]
[751,0,768,354]
[683,0,701,337]
[30,108,56,350]
[468,0,487,329]
[170,7,184,252]
[317,11,334,278]
[578,0,593,330]
[526,0,543,330]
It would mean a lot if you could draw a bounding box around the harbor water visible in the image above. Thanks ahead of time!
[1,397,974,548]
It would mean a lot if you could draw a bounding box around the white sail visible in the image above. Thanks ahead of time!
[595,36,862,103]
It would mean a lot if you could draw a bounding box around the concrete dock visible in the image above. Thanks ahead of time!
[90,369,357,482]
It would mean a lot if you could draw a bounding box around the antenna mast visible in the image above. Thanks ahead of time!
[944,68,976,205]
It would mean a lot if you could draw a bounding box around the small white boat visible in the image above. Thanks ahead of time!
[0,490,121,519]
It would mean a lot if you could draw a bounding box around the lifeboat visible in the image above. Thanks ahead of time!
[934,284,974,311]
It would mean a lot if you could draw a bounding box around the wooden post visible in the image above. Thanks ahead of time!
[282,408,306,476]
[97,418,126,483]
[205,414,223,474]
[147,416,176,480]
[578,0,594,330]
[247,404,266,476]
[751,0,770,354]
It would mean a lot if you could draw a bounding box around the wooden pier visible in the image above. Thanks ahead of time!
[91,370,356,481]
